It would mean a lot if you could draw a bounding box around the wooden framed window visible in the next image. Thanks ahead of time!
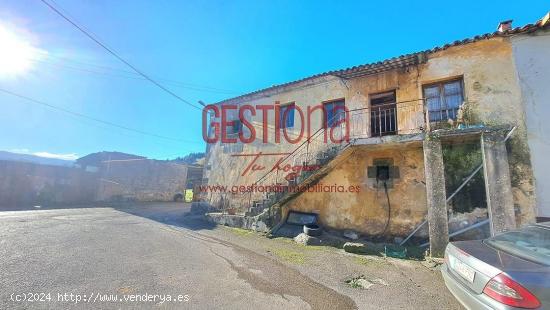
[227,119,243,136]
[323,99,345,128]
[279,103,295,129]
[423,79,464,122]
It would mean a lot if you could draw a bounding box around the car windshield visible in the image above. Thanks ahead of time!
[485,225,550,265]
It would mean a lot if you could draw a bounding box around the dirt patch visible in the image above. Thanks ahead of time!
[353,256,387,267]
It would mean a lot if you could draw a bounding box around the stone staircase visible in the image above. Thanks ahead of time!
[244,141,355,217]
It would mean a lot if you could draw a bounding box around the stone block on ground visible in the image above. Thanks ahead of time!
[294,233,322,246]
[356,278,374,289]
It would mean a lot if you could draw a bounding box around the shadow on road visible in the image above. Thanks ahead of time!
[0,202,217,231]
[112,203,217,231]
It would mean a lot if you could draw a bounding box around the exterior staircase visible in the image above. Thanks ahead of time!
[241,100,426,219]
[244,140,355,217]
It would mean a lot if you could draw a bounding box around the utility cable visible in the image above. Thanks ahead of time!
[28,55,238,94]
[381,181,391,236]
[0,87,202,144]
[39,0,202,111]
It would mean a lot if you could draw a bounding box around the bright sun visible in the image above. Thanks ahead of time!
[0,24,44,78]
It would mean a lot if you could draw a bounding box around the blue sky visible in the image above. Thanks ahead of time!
[0,0,548,160]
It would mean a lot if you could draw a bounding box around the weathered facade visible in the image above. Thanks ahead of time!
[0,152,197,206]
[0,160,98,206]
[202,15,550,255]
[78,152,190,202]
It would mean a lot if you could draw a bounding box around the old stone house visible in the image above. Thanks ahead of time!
[0,151,199,207]
[0,160,98,206]
[77,152,191,202]
[202,14,550,255]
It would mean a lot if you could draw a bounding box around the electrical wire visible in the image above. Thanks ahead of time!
[39,0,203,111]
[0,87,202,144]
[30,58,236,94]
[41,1,237,95]
[29,54,238,94]
[381,181,391,236]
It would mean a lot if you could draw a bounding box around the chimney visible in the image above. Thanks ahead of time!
[497,20,513,32]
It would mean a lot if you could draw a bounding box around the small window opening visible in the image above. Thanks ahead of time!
[376,165,390,181]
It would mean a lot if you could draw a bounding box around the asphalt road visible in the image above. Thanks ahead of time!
[0,204,357,309]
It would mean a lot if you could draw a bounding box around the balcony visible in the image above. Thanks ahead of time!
[237,99,428,216]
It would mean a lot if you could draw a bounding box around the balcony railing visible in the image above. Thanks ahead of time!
[348,99,426,138]
[235,99,427,215]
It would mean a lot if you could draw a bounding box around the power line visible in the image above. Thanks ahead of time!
[39,0,203,111]
[31,52,238,94]
[30,58,238,95]
[0,87,203,144]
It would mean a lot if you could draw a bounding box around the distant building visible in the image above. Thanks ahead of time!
[0,151,202,206]
[77,152,191,202]
[0,160,97,206]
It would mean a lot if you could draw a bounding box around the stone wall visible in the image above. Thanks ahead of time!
[0,158,195,206]
[0,160,98,206]
[97,160,188,202]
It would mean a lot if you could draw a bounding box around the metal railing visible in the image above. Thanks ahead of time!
[238,99,427,215]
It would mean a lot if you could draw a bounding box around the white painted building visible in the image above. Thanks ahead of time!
[512,15,550,219]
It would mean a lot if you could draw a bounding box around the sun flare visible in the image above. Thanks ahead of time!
[0,24,45,78]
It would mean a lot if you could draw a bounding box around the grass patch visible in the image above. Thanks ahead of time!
[302,245,333,252]
[272,237,337,252]
[347,279,364,288]
[271,237,295,244]
[271,248,307,264]
[228,227,253,236]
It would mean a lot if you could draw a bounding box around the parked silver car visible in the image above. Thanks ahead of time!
[442,222,550,309]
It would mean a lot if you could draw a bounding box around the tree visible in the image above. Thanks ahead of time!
[172,152,205,165]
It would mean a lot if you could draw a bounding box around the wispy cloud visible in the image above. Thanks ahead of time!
[9,148,30,153]
[9,149,78,161]
[33,152,79,161]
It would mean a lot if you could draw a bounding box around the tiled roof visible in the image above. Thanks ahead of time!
[214,16,549,105]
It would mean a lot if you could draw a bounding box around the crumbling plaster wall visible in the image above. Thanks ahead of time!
[416,38,536,226]
[205,70,426,209]
[0,160,98,206]
[284,144,427,237]
[204,76,349,208]
[96,160,188,202]
[205,37,536,227]
[348,38,535,226]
